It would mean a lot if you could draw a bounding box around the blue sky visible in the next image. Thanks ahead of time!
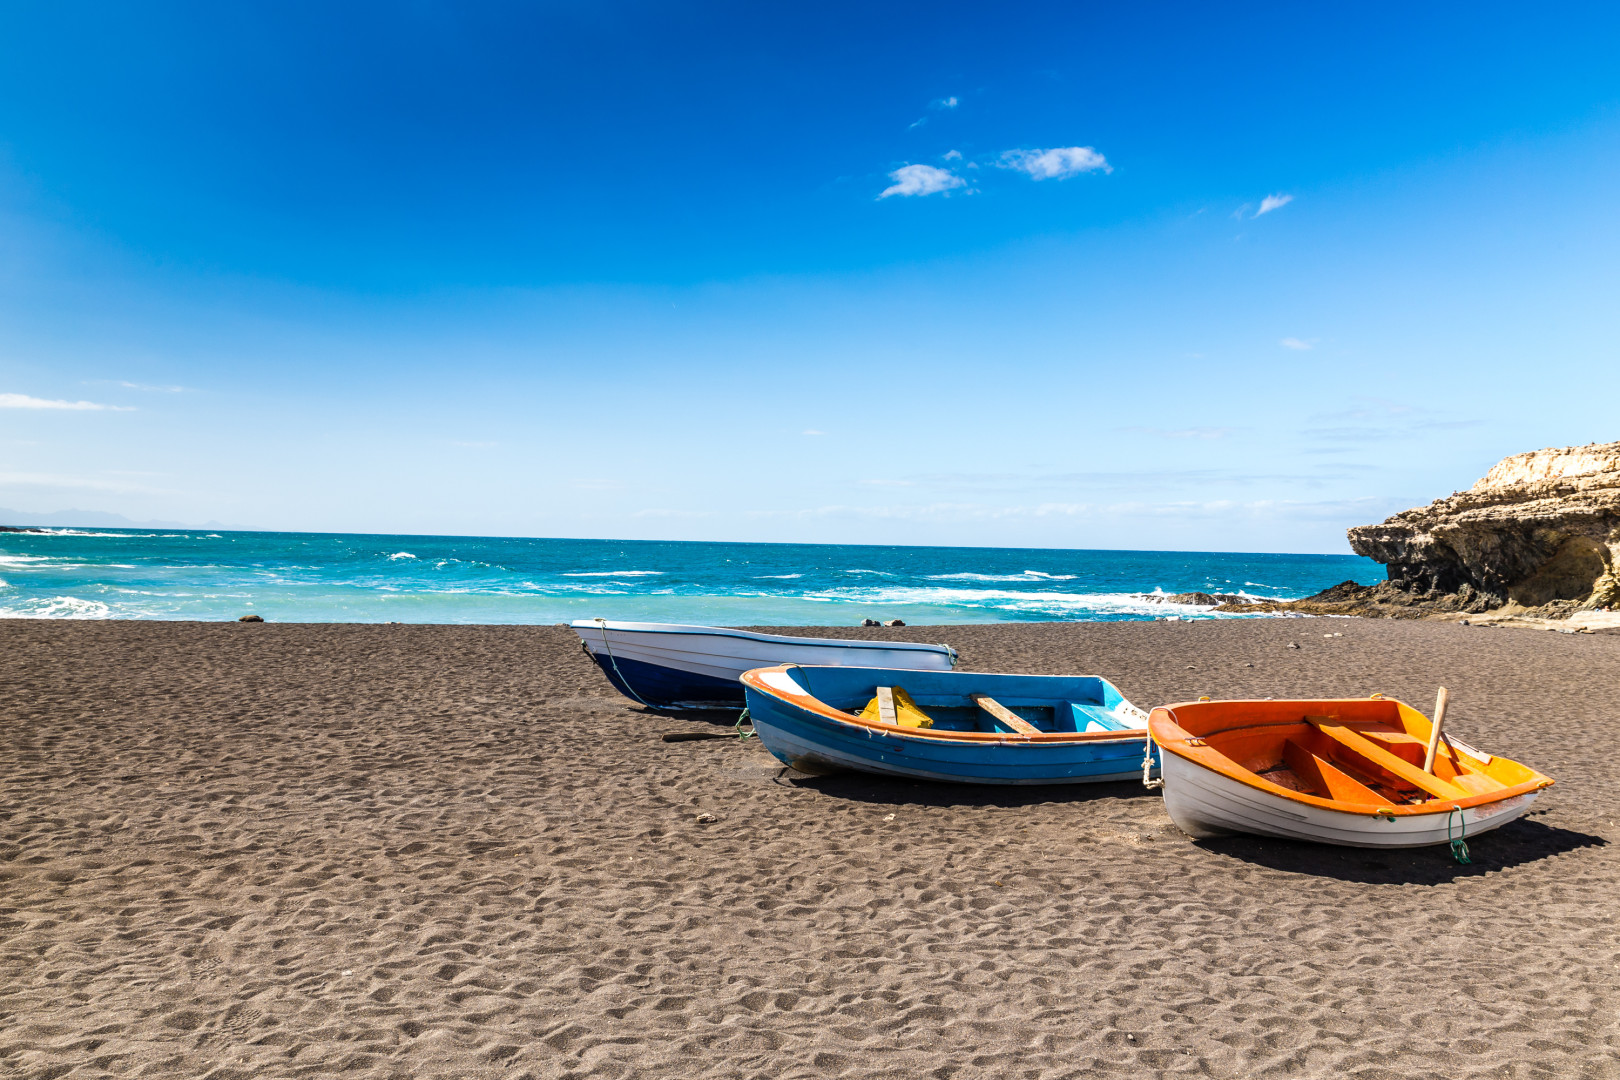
[1,1,1617,551]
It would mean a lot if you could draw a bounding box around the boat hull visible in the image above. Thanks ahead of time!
[571,621,957,710]
[1150,699,1550,848]
[743,666,1154,786]
[1159,750,1539,847]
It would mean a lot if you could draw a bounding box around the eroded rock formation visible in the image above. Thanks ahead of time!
[1225,441,1620,620]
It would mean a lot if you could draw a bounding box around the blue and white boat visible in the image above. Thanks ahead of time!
[741,664,1155,785]
[570,620,958,711]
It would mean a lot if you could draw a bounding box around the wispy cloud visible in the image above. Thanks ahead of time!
[854,464,1376,495]
[1123,426,1236,440]
[0,393,134,411]
[0,470,169,493]
[1255,193,1294,216]
[738,495,1398,524]
[942,149,962,161]
[1279,337,1314,350]
[909,96,961,128]
[632,507,715,519]
[1301,397,1485,451]
[999,146,1111,180]
[117,381,187,393]
[878,164,967,198]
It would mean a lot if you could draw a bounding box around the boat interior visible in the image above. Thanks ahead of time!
[1159,698,1542,805]
[774,666,1145,736]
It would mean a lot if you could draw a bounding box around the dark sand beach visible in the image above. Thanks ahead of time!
[2,618,1617,1080]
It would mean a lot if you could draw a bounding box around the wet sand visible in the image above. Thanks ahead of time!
[1,618,1616,1079]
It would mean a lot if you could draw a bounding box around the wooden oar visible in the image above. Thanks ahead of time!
[1422,686,1451,774]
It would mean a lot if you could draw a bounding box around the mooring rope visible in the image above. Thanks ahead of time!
[1446,806,1471,864]
[1141,725,1163,790]
[592,618,658,711]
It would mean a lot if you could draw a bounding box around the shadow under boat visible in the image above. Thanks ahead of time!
[778,771,1163,809]
[1195,815,1606,885]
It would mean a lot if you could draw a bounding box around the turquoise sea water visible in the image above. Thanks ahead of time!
[0,530,1385,624]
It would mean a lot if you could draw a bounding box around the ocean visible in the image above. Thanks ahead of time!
[0,529,1385,624]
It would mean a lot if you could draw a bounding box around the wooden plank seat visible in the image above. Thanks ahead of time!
[971,694,1042,735]
[1280,738,1383,804]
[1305,716,1469,801]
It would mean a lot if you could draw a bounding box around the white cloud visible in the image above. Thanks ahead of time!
[0,470,167,493]
[117,381,187,393]
[942,149,962,161]
[878,164,966,199]
[1255,193,1294,216]
[1279,337,1314,350]
[934,96,959,109]
[802,429,825,436]
[1125,426,1236,440]
[0,393,133,411]
[1000,146,1111,180]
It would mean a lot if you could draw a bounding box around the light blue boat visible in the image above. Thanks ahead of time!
[741,664,1158,785]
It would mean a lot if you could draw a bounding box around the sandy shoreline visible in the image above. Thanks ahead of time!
[2,618,1617,1079]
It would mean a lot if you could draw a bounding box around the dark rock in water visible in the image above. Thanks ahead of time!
[1142,591,1253,607]
[0,525,48,533]
[884,619,906,627]
[860,618,881,627]
[1140,591,1221,606]
[238,614,264,623]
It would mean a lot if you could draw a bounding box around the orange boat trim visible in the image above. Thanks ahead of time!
[741,665,1147,746]
[1149,699,1553,817]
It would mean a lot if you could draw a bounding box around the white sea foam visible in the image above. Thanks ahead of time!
[926,571,1078,582]
[841,569,894,576]
[560,570,663,577]
[0,595,114,619]
[25,529,149,537]
[387,552,418,560]
[804,585,1229,618]
[757,573,803,579]
[0,554,58,567]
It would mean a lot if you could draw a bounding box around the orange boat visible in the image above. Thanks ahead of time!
[1149,695,1553,848]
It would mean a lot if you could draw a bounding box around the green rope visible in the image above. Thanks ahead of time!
[735,708,756,741]
[1447,806,1471,864]
[592,618,658,712]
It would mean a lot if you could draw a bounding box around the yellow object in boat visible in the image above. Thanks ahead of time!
[858,686,934,728]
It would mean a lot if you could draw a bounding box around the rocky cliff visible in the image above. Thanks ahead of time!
[1227,441,1620,620]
